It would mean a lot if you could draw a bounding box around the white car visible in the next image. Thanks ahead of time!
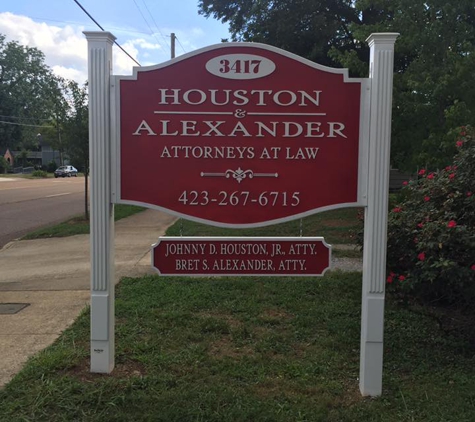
[54,165,78,178]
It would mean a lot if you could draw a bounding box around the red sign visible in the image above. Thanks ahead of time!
[152,237,331,276]
[117,44,362,227]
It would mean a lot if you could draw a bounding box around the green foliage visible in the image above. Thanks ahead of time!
[166,207,361,244]
[22,205,145,240]
[0,34,62,151]
[199,1,475,171]
[46,160,57,173]
[386,126,475,306]
[199,0,361,68]
[31,170,48,178]
[62,81,88,173]
[0,156,9,173]
[352,0,475,171]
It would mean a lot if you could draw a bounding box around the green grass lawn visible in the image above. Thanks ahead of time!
[168,207,362,245]
[1,273,474,421]
[22,204,145,240]
[3,207,472,420]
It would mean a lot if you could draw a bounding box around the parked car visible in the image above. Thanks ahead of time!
[54,165,78,178]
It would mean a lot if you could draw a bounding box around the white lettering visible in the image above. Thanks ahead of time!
[183,89,206,105]
[283,122,303,137]
[158,89,181,105]
[132,120,157,136]
[328,122,347,138]
[273,90,297,106]
[229,121,252,137]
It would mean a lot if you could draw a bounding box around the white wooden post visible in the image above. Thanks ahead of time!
[84,31,116,373]
[360,33,399,396]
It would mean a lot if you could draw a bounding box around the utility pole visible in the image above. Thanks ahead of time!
[171,32,176,59]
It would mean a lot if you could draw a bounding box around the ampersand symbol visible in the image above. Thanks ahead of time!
[234,109,247,118]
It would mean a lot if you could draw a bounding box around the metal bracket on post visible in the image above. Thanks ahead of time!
[84,31,116,374]
[359,32,399,397]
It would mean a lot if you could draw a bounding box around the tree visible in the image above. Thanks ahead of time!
[198,0,475,171]
[18,149,29,168]
[199,0,361,67]
[0,156,9,174]
[0,34,61,151]
[62,81,89,219]
[39,77,71,166]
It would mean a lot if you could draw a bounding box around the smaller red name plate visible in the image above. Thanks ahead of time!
[152,237,331,276]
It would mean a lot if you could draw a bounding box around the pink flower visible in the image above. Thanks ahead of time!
[427,173,435,180]
[447,220,457,228]
[418,169,426,175]
[456,140,464,147]
[460,131,466,136]
[449,173,456,180]
[417,222,424,228]
[418,252,425,261]
[392,207,402,213]
[471,265,475,271]
[424,196,430,202]
[467,192,472,197]
[398,275,406,281]
[402,181,408,186]
[445,166,452,171]
[386,275,393,284]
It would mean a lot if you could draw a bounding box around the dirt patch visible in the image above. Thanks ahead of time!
[260,308,294,320]
[60,358,147,383]
[208,337,254,359]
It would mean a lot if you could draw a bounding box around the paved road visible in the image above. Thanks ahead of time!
[0,177,86,248]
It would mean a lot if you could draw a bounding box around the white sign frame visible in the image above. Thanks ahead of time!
[84,31,398,397]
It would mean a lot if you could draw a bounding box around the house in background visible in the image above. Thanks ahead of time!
[2,148,14,167]
[5,136,62,170]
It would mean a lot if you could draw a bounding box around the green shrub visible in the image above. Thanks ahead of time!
[32,170,48,178]
[0,157,9,173]
[386,126,475,306]
[47,160,57,173]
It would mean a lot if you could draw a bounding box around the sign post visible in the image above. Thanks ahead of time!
[85,31,116,373]
[360,33,399,396]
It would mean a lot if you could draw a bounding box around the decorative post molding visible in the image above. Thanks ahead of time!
[360,32,399,396]
[84,31,116,373]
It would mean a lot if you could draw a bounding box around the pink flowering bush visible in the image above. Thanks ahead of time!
[385,126,475,306]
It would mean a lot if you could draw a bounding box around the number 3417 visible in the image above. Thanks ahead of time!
[219,59,261,74]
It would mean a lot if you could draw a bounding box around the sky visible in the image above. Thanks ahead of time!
[0,0,230,84]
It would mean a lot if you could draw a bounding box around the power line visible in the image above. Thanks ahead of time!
[72,0,141,67]
[0,120,53,128]
[175,35,187,55]
[132,0,167,52]
[140,0,170,49]
[0,115,52,122]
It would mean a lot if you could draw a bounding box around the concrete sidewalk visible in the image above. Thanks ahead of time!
[0,209,176,388]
